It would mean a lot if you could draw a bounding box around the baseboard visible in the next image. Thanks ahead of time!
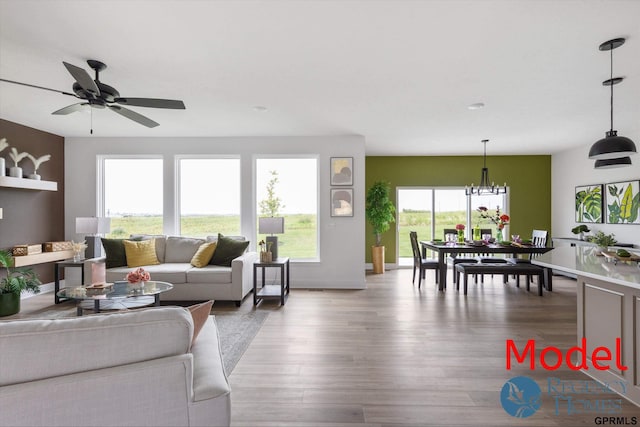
[365,262,398,271]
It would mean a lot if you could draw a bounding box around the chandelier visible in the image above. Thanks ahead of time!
[465,139,507,196]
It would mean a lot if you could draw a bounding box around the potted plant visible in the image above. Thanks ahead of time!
[586,231,616,255]
[365,181,396,274]
[0,249,41,316]
[571,225,590,241]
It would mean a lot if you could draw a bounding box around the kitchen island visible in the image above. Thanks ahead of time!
[533,246,640,407]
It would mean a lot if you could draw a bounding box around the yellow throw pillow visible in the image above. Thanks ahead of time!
[191,242,217,268]
[188,300,214,346]
[124,239,160,268]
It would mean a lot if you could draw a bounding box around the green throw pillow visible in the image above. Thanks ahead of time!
[209,234,249,266]
[101,238,127,269]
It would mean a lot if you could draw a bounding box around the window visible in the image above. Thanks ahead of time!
[178,157,241,237]
[101,157,163,237]
[256,158,318,259]
[397,188,433,258]
[434,189,467,240]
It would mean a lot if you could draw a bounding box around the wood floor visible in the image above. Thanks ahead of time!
[11,269,640,426]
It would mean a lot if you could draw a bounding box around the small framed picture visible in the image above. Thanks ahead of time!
[330,157,353,186]
[604,180,640,224]
[331,188,353,217]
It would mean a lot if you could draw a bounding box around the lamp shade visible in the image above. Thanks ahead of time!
[258,217,284,234]
[589,131,637,160]
[97,217,111,234]
[594,156,632,169]
[76,217,99,234]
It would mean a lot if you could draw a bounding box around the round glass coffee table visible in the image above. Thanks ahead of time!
[57,281,173,316]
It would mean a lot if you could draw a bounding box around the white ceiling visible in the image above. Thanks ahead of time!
[0,0,639,156]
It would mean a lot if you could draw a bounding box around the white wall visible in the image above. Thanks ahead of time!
[553,143,640,246]
[65,135,366,289]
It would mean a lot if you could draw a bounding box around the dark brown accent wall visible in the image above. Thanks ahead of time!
[0,119,64,284]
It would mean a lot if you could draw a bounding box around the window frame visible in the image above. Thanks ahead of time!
[254,154,321,262]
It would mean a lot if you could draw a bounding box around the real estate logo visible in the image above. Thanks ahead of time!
[500,376,542,418]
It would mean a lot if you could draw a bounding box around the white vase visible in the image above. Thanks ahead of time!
[0,157,5,176]
[28,173,41,180]
[9,166,22,178]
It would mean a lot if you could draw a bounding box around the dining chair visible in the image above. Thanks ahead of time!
[410,231,439,288]
[507,229,549,286]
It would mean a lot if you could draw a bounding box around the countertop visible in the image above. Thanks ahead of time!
[532,246,640,289]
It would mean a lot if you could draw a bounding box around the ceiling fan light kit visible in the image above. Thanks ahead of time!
[589,38,636,167]
[0,59,185,131]
[465,139,507,196]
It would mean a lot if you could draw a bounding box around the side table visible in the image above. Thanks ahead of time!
[54,259,85,304]
[253,257,290,306]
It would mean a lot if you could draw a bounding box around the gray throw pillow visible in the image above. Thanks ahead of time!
[209,233,250,266]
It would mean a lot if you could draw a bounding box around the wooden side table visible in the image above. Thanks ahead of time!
[54,259,85,304]
[253,257,290,306]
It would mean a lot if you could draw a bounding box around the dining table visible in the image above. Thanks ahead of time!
[419,240,554,291]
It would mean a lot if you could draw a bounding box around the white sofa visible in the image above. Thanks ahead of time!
[84,235,258,306]
[0,306,231,427]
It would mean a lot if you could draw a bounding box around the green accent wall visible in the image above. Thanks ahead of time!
[365,155,551,263]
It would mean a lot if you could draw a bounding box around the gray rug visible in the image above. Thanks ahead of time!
[213,310,269,375]
[13,305,269,376]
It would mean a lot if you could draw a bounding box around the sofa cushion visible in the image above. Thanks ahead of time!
[186,265,233,284]
[101,238,127,269]
[209,234,250,266]
[0,307,193,386]
[188,300,214,346]
[165,236,205,263]
[130,234,167,263]
[106,263,192,284]
[124,239,160,268]
[191,242,217,268]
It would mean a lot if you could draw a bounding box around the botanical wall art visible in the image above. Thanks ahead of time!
[330,157,353,186]
[575,185,603,223]
[605,180,640,224]
[331,188,353,217]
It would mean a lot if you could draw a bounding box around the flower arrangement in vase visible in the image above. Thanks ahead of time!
[71,240,88,262]
[258,240,273,263]
[455,223,465,243]
[477,206,510,242]
[8,147,29,178]
[126,267,151,290]
[26,153,51,180]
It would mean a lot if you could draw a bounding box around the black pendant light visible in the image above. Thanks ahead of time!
[465,139,507,195]
[589,38,636,164]
[595,157,632,169]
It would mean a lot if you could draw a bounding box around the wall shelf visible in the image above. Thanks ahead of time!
[0,175,57,191]
[12,250,75,267]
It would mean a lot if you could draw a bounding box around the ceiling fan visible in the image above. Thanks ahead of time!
[0,59,185,129]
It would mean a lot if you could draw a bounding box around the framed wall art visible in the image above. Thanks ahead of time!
[575,184,603,223]
[330,157,353,186]
[605,180,640,224]
[331,188,353,217]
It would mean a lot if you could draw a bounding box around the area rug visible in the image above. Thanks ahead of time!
[11,304,268,376]
[213,310,269,375]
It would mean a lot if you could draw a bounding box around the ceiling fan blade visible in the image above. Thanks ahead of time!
[114,97,185,109]
[52,103,88,115]
[0,78,78,98]
[63,61,100,95]
[108,105,159,128]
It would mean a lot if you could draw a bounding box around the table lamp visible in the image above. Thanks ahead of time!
[76,217,111,258]
[258,217,284,260]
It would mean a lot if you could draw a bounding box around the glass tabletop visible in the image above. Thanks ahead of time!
[57,281,173,301]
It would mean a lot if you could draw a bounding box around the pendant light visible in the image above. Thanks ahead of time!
[594,157,632,169]
[589,38,636,164]
[465,139,507,195]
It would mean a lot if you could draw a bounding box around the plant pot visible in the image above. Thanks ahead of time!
[371,245,385,274]
[9,166,22,178]
[0,292,20,317]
